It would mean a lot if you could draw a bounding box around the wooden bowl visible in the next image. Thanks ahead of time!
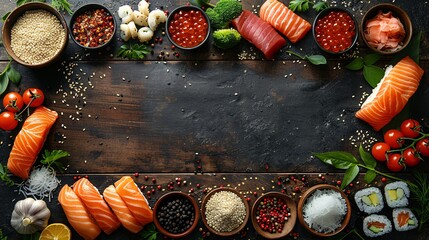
[297,184,351,237]
[201,187,249,236]
[251,192,297,239]
[2,2,68,68]
[153,191,199,239]
[360,3,412,54]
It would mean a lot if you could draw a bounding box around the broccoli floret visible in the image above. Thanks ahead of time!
[213,29,241,49]
[206,0,242,29]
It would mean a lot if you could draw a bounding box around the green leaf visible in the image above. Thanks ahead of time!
[289,0,310,12]
[313,151,358,170]
[340,165,359,190]
[359,145,376,168]
[2,12,10,21]
[363,53,381,65]
[0,164,14,187]
[140,223,159,240]
[17,0,45,6]
[189,0,211,8]
[51,0,72,14]
[6,65,21,86]
[40,150,70,171]
[313,1,329,11]
[117,44,150,60]
[0,71,10,96]
[363,65,385,88]
[0,228,7,240]
[364,170,377,184]
[305,55,327,65]
[345,57,364,71]
[392,31,422,65]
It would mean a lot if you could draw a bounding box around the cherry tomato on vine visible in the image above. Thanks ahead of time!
[371,142,390,161]
[416,139,429,157]
[23,88,44,107]
[383,129,405,149]
[386,153,404,172]
[400,119,421,138]
[0,111,18,131]
[403,148,421,167]
[3,92,24,113]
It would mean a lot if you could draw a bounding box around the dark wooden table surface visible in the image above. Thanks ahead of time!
[0,0,428,239]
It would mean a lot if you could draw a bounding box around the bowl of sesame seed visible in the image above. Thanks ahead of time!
[2,2,68,68]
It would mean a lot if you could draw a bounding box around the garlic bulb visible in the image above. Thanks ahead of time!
[11,198,51,234]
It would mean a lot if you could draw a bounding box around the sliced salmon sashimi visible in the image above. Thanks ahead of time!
[7,106,58,179]
[356,56,424,131]
[259,0,311,43]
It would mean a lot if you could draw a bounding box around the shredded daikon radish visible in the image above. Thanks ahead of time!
[18,166,60,202]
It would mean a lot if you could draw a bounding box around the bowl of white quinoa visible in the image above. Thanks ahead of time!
[2,2,68,68]
[201,187,249,236]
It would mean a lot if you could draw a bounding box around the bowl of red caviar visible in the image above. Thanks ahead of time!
[166,5,210,50]
[69,4,116,49]
[312,7,358,54]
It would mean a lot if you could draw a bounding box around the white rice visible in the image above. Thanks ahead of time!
[354,187,384,214]
[392,208,418,231]
[384,181,410,208]
[302,189,347,233]
[363,214,392,237]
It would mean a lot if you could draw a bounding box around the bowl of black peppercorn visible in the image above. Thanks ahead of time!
[153,191,199,238]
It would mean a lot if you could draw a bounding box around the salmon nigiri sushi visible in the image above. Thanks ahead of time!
[73,178,121,235]
[7,106,58,179]
[356,56,424,131]
[58,185,101,240]
[103,185,144,233]
[259,0,311,43]
[114,176,153,226]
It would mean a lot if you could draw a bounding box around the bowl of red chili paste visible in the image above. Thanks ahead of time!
[69,4,116,49]
[312,7,358,54]
[166,6,210,50]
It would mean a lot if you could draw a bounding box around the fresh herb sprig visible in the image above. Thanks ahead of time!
[118,44,151,60]
[0,228,7,240]
[51,0,72,14]
[16,0,45,6]
[40,149,70,172]
[0,164,15,187]
[409,173,429,231]
[0,60,22,95]
[289,0,329,12]
[140,223,160,240]
[286,50,327,65]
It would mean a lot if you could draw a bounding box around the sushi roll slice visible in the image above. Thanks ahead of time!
[384,181,410,208]
[363,214,392,238]
[392,208,418,231]
[354,187,384,214]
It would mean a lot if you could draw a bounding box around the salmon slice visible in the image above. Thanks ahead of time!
[73,178,121,235]
[356,56,424,131]
[397,211,410,227]
[260,0,311,43]
[114,176,153,226]
[368,221,386,229]
[58,185,101,240]
[7,106,58,179]
[232,10,286,59]
[103,185,144,233]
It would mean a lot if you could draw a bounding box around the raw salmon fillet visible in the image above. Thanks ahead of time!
[260,0,311,43]
[73,178,121,235]
[7,106,58,179]
[356,56,424,131]
[103,185,144,233]
[232,10,286,59]
[114,176,153,226]
[58,184,101,240]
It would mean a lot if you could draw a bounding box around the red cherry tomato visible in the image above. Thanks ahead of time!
[383,129,405,149]
[0,111,18,131]
[416,139,429,157]
[3,92,24,113]
[400,119,421,138]
[23,88,44,107]
[403,148,421,167]
[371,142,390,161]
[386,153,404,172]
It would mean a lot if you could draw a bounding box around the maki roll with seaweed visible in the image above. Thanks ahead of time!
[363,214,392,237]
[354,187,384,214]
[384,181,410,208]
[392,208,418,231]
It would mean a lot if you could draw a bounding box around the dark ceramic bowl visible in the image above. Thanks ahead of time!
[360,3,412,54]
[251,192,297,239]
[153,191,199,239]
[165,5,210,50]
[312,7,358,54]
[69,4,116,50]
[2,2,68,68]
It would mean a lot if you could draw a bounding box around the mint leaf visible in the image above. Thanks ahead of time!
[340,165,359,190]
[363,53,381,65]
[314,151,359,170]
[345,58,364,70]
[363,65,384,88]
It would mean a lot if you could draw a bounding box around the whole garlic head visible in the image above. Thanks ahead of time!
[11,198,51,234]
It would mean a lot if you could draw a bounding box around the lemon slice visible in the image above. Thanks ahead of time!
[40,223,71,240]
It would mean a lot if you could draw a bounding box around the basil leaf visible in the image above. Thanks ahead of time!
[363,65,384,88]
[6,65,21,86]
[340,165,359,190]
[345,58,364,70]
[363,53,381,65]
[2,12,10,22]
[314,151,359,170]
[305,55,327,65]
[364,170,377,184]
[0,72,9,96]
[359,145,376,168]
